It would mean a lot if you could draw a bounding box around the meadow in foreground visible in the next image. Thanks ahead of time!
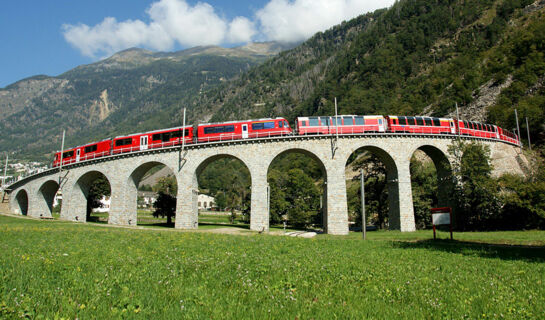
[0,215,544,319]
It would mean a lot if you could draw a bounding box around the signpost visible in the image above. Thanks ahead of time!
[431,207,453,240]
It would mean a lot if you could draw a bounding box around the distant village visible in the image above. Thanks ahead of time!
[0,160,49,189]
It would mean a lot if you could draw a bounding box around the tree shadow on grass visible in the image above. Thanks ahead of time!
[138,222,175,228]
[199,222,251,230]
[393,239,545,263]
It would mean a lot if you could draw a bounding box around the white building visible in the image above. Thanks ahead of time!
[92,195,111,213]
[198,194,216,210]
[138,191,157,208]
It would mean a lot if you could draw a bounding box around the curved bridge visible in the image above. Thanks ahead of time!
[6,134,521,234]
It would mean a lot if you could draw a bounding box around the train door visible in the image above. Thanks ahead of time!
[140,136,148,150]
[242,124,248,139]
[378,118,385,132]
[76,149,81,162]
[450,120,456,134]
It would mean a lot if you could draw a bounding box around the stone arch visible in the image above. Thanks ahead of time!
[411,144,453,208]
[267,148,327,177]
[13,189,29,216]
[69,170,111,222]
[193,154,252,226]
[344,145,401,230]
[126,161,178,226]
[37,180,60,218]
[267,148,328,229]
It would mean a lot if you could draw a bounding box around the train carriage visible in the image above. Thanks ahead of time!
[385,116,455,134]
[53,139,112,167]
[455,120,499,140]
[112,126,193,154]
[296,115,386,135]
[497,127,520,145]
[197,118,291,143]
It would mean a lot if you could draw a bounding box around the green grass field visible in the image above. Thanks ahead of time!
[0,215,544,319]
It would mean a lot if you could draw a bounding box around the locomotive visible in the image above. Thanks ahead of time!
[52,115,520,167]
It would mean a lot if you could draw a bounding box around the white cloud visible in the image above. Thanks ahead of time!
[256,0,394,43]
[62,0,393,59]
[63,0,253,58]
[227,17,256,43]
[146,0,227,47]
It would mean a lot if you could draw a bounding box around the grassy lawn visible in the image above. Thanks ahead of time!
[0,215,544,319]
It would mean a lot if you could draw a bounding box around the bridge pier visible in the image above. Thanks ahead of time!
[325,164,349,235]
[396,161,416,232]
[249,170,269,232]
[60,183,85,222]
[109,180,137,226]
[175,175,199,230]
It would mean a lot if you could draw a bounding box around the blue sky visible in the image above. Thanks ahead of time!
[0,0,393,88]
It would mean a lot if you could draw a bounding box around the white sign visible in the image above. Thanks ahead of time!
[432,213,450,225]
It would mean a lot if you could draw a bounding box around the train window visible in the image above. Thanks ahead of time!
[331,117,340,126]
[355,117,364,125]
[263,122,275,129]
[397,117,406,125]
[204,127,215,134]
[279,121,283,128]
[424,118,432,126]
[406,117,415,125]
[252,123,264,130]
[343,117,353,125]
[432,118,440,126]
[63,151,74,158]
[84,144,97,153]
[284,121,289,127]
[416,117,424,126]
[115,138,132,146]
[320,117,330,126]
[224,125,235,133]
[309,118,319,126]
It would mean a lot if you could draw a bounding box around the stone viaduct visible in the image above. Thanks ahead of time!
[6,134,523,235]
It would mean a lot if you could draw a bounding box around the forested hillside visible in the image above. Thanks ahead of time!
[202,0,545,146]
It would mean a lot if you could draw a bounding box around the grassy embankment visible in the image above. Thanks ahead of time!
[0,215,544,319]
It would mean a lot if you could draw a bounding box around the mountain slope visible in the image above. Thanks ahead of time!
[0,43,292,159]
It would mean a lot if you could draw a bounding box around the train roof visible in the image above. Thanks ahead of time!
[387,115,452,120]
[55,138,112,153]
[113,125,192,139]
[198,117,287,127]
[296,115,385,119]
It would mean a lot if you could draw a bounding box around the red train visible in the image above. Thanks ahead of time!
[296,115,385,134]
[197,118,291,143]
[52,115,520,167]
[53,139,111,167]
[112,126,193,154]
[385,116,456,134]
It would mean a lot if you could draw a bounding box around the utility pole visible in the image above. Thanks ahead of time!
[181,107,186,154]
[334,97,339,143]
[514,109,521,148]
[526,117,531,150]
[2,153,8,188]
[455,102,460,138]
[360,168,366,240]
[58,130,65,187]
